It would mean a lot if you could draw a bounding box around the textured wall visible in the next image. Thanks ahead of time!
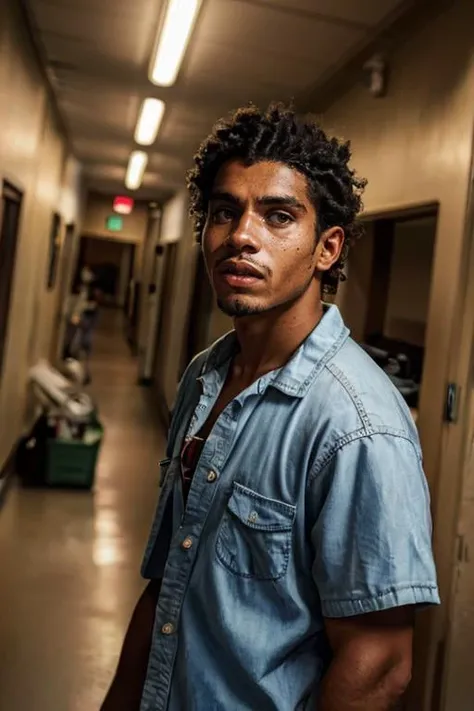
[0,0,83,469]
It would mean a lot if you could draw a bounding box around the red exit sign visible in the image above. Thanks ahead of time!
[113,196,134,215]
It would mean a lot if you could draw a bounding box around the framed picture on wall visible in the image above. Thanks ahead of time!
[47,212,61,290]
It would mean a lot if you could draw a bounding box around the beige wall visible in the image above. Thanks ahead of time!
[320,1,474,707]
[82,193,148,244]
[0,0,83,468]
[160,190,187,245]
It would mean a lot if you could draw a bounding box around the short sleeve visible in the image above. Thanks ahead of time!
[310,433,440,618]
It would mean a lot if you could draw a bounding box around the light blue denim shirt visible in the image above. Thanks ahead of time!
[140,304,439,711]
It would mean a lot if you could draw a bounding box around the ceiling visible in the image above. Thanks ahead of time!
[23,0,417,202]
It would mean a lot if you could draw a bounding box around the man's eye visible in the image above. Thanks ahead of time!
[267,211,293,226]
[212,208,235,224]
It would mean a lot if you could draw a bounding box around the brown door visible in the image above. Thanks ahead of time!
[0,182,22,380]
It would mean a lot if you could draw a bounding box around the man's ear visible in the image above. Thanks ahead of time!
[315,226,345,273]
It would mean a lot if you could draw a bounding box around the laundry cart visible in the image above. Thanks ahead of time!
[17,360,104,489]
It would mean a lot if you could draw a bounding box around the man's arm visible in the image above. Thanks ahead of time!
[100,580,161,711]
[319,606,414,710]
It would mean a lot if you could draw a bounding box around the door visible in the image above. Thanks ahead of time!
[0,182,22,381]
[50,222,76,363]
[181,250,214,376]
[440,369,474,710]
[140,244,166,382]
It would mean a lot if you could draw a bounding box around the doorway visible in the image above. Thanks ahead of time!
[0,182,23,381]
[76,235,135,307]
[337,206,438,421]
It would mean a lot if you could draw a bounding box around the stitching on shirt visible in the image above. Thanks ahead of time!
[298,326,350,396]
[232,482,297,516]
[215,517,293,580]
[268,323,349,397]
[322,583,439,605]
[308,428,419,487]
[326,362,372,431]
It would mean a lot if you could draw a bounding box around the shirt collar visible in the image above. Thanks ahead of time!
[199,304,349,399]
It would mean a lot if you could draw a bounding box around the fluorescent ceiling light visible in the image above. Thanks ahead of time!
[135,98,165,146]
[125,151,148,191]
[150,0,201,87]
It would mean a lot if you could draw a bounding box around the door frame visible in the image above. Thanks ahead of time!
[354,201,443,710]
[437,134,474,710]
[0,181,23,382]
[50,221,77,363]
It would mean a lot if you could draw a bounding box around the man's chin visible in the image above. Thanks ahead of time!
[217,296,265,318]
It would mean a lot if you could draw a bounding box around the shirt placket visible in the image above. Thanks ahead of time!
[140,373,237,711]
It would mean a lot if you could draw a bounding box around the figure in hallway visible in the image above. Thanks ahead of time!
[101,104,439,711]
[64,265,102,384]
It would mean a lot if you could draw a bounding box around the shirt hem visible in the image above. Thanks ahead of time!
[322,584,440,618]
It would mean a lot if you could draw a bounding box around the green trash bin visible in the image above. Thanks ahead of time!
[45,418,103,488]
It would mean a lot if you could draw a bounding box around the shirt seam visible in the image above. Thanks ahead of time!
[307,428,420,487]
[271,323,349,397]
[326,361,372,431]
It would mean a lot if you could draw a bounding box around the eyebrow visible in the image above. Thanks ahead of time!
[210,191,307,212]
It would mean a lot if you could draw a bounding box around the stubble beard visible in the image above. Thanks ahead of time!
[216,270,317,319]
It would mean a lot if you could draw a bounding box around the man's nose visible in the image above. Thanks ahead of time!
[226,211,260,252]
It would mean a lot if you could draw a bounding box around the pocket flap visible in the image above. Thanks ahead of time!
[227,482,296,532]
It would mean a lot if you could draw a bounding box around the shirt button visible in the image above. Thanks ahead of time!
[248,511,258,524]
[161,623,174,635]
[181,536,193,550]
[207,470,218,483]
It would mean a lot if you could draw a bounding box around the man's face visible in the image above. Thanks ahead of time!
[202,159,342,317]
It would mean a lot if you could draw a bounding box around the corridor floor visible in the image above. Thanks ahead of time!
[0,311,165,711]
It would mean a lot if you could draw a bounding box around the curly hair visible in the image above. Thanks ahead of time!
[187,103,366,294]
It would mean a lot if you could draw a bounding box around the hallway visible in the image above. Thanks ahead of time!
[0,311,165,711]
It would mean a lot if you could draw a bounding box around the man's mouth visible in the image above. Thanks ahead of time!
[216,260,265,288]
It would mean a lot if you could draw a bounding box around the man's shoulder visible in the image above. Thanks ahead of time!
[308,336,419,444]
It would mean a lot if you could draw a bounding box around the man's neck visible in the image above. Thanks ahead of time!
[232,295,324,384]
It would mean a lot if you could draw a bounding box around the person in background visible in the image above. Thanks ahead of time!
[101,104,439,711]
[64,265,102,384]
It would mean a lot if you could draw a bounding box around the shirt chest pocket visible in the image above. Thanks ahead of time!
[216,482,296,581]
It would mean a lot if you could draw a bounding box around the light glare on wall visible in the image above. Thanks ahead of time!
[125,151,148,191]
[149,0,201,87]
[135,98,165,146]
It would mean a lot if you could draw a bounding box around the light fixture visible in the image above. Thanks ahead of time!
[149,0,201,87]
[125,151,148,191]
[113,196,135,215]
[135,98,165,146]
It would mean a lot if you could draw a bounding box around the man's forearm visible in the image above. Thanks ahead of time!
[101,580,161,711]
[319,654,410,710]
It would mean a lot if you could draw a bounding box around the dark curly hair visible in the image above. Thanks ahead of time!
[187,103,366,294]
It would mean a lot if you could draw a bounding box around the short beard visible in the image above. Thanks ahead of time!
[217,269,317,318]
[217,298,265,318]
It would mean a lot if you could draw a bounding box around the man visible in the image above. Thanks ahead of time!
[64,265,102,384]
[101,104,439,711]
